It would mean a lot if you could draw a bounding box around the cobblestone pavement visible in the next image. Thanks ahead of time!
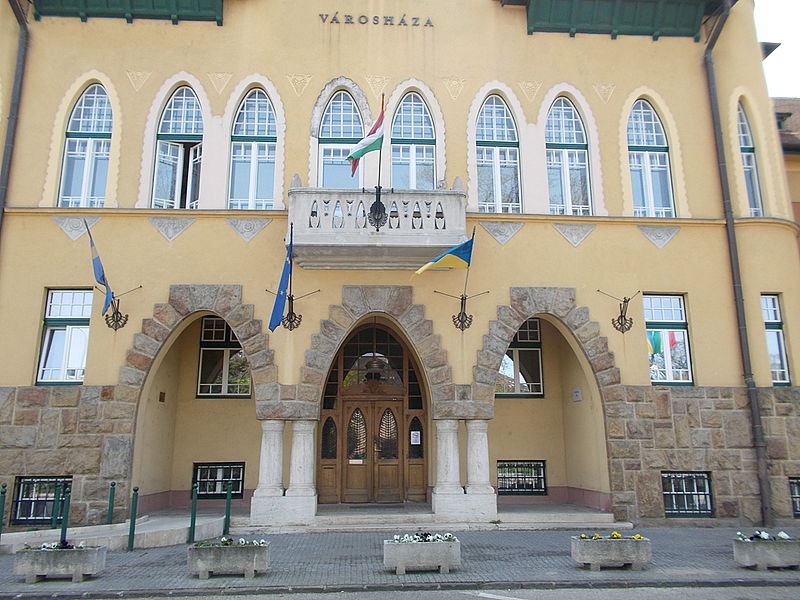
[1,527,800,597]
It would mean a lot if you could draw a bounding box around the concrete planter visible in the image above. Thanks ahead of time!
[570,536,652,571]
[13,546,107,583]
[187,543,270,579]
[383,540,461,574]
[733,539,800,570]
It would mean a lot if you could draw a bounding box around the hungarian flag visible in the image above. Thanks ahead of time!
[347,107,385,176]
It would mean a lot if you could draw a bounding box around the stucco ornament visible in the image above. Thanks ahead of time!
[207,72,233,94]
[593,83,616,104]
[637,225,680,248]
[366,75,389,99]
[287,74,312,96]
[518,80,542,103]
[126,71,151,92]
[553,223,596,247]
[53,215,99,240]
[148,217,196,241]
[226,218,272,242]
[480,222,523,245]
[442,76,465,100]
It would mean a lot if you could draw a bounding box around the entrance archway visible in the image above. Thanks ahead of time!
[317,322,427,503]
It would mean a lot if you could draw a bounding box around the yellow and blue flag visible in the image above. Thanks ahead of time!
[414,237,474,276]
[269,227,293,332]
[84,220,113,316]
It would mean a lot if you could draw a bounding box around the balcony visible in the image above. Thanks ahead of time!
[288,188,467,270]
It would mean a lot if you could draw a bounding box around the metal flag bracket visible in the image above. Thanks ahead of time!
[597,289,641,333]
[96,285,142,331]
[265,288,321,331]
[434,290,490,331]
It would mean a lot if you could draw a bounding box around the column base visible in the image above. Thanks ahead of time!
[250,494,317,526]
[433,489,497,521]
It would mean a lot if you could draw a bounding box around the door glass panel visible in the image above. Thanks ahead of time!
[347,409,367,459]
[409,417,423,459]
[377,409,398,459]
[321,417,337,459]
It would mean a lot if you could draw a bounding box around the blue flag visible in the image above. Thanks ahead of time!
[84,220,113,316]
[269,231,293,332]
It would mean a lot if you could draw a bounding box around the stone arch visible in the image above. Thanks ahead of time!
[473,287,619,403]
[267,285,454,421]
[120,284,274,400]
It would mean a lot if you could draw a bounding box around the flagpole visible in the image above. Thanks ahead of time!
[462,226,477,297]
[376,93,385,191]
[287,223,294,299]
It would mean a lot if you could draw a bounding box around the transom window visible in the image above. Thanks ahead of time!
[391,92,435,190]
[662,471,713,517]
[644,295,692,384]
[229,89,277,210]
[761,295,790,385]
[627,100,674,218]
[192,462,244,499]
[737,104,763,217]
[319,91,363,188]
[476,95,520,213]
[59,84,112,208]
[38,290,92,383]
[12,476,72,524]
[153,86,203,209]
[497,318,543,396]
[497,460,547,495]
[197,317,251,397]
[546,97,591,216]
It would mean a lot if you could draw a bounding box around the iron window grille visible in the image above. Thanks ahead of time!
[12,476,72,524]
[790,478,800,518]
[192,462,245,499]
[497,460,547,495]
[662,471,713,517]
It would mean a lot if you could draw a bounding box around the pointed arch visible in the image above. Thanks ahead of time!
[42,71,122,208]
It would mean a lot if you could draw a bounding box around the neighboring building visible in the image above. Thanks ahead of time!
[0,0,798,529]
[774,98,800,225]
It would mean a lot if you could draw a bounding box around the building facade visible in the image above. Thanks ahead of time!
[0,0,798,529]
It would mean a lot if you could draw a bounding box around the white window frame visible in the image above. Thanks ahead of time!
[59,84,112,208]
[391,92,436,190]
[546,97,592,216]
[37,289,92,384]
[229,89,277,209]
[644,294,693,384]
[628,100,675,218]
[761,294,790,385]
[738,104,763,217]
[318,90,363,189]
[197,317,251,397]
[496,318,544,396]
[476,95,521,213]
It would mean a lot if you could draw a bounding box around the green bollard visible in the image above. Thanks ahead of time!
[187,483,198,544]
[127,487,139,552]
[59,487,71,546]
[50,481,63,529]
[106,482,116,524]
[223,481,232,536]
[0,483,7,544]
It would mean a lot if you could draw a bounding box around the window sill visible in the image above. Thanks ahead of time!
[495,393,545,399]
[36,381,83,386]
[650,381,694,387]
[195,395,252,400]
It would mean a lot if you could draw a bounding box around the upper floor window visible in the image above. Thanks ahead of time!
[318,91,363,188]
[38,289,92,384]
[737,104,763,217]
[546,97,591,216]
[761,295,790,385]
[644,294,692,384]
[497,318,543,396]
[628,100,674,218]
[198,317,251,397]
[153,86,203,209]
[476,95,520,213]
[229,89,277,210]
[59,84,112,208]
[391,92,435,190]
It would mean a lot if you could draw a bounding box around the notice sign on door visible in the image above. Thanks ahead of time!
[410,431,421,445]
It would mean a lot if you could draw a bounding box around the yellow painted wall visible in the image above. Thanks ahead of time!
[0,1,21,152]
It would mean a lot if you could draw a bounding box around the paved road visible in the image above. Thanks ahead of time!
[2,527,799,597]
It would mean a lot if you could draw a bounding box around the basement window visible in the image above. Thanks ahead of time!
[497,460,547,496]
[192,462,245,499]
[12,476,72,524]
[662,471,713,517]
[790,478,800,518]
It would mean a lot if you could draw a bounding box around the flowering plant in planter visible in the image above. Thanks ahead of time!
[193,536,268,547]
[23,540,87,550]
[384,532,461,574]
[578,531,644,540]
[733,530,799,570]
[571,531,652,571]
[390,532,458,543]
[735,530,793,542]
[188,537,270,579]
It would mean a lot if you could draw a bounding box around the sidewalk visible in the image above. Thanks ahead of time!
[1,527,799,597]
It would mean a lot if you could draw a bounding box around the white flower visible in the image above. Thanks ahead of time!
[221,537,228,543]
[41,543,49,550]
[238,538,246,545]
[77,541,85,549]
[759,531,771,540]
[778,531,792,540]
[259,539,268,546]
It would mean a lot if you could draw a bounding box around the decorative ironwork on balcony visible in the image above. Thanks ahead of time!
[287,188,467,269]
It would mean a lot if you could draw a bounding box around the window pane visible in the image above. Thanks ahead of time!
[255,144,275,203]
[233,89,276,137]
[415,146,435,190]
[517,349,542,394]
[392,93,434,139]
[627,100,667,146]
[499,149,520,213]
[477,154,495,213]
[320,91,363,138]
[477,95,517,142]
[765,330,790,383]
[322,147,358,188]
[546,97,586,145]
[153,142,180,208]
[188,144,202,209]
[68,85,112,133]
[199,349,225,394]
[647,329,691,382]
[629,152,647,215]
[227,349,251,395]
[496,352,516,393]
[89,140,110,203]
[40,328,66,381]
[392,145,411,189]
[547,150,565,214]
[60,139,87,203]
[159,87,203,135]
[230,145,251,200]
[347,409,367,460]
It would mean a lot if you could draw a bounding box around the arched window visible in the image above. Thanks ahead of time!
[546,97,591,216]
[391,92,435,190]
[153,86,203,209]
[476,95,520,213]
[59,84,112,208]
[627,100,674,217]
[229,89,277,210]
[319,91,363,188]
[737,103,763,217]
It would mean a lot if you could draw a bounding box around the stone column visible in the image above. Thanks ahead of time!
[465,419,494,495]
[432,419,464,517]
[285,420,317,497]
[253,420,284,497]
